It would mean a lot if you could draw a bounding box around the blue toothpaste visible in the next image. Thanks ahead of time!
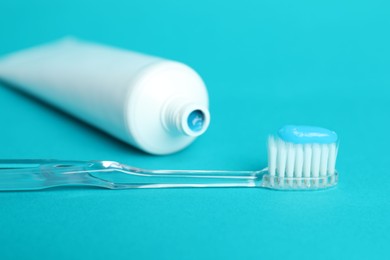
[278,125,337,144]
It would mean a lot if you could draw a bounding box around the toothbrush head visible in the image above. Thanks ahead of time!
[263,125,339,190]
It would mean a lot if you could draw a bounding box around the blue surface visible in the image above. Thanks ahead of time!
[1,0,390,259]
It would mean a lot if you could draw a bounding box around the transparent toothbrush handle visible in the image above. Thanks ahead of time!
[89,163,263,189]
[0,160,108,190]
[0,160,264,191]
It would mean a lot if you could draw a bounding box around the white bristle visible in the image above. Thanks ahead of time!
[294,144,303,178]
[320,144,329,176]
[276,139,287,177]
[303,144,312,178]
[327,143,337,175]
[311,144,321,186]
[268,136,277,176]
[267,136,338,188]
[311,144,321,178]
[286,143,295,178]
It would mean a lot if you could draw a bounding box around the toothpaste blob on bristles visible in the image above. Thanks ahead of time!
[266,125,338,188]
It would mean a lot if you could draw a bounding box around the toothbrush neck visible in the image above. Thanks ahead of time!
[88,168,266,188]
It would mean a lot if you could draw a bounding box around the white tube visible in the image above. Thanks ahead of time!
[0,38,210,155]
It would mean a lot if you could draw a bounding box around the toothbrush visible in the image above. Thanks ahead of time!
[0,125,338,191]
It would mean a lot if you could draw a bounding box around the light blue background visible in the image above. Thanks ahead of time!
[0,0,389,259]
